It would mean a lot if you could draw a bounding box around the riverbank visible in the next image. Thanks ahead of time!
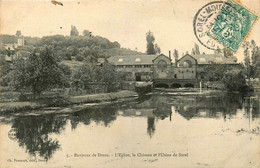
[0,90,138,114]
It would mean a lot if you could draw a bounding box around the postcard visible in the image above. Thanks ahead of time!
[0,0,259,168]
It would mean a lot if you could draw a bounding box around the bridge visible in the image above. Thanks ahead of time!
[153,79,198,88]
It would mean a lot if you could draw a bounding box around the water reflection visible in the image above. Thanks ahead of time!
[11,114,67,160]
[1,91,259,162]
[69,106,118,129]
[147,117,155,138]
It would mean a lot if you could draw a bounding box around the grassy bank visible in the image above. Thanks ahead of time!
[0,90,138,114]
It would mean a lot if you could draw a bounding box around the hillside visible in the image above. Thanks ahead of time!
[0,34,144,61]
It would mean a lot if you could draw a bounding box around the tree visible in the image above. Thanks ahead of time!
[243,41,251,79]
[173,49,179,63]
[191,43,200,55]
[154,44,161,54]
[201,63,231,81]
[70,63,96,91]
[96,62,119,92]
[223,48,233,57]
[250,40,260,78]
[70,25,79,36]
[9,47,68,97]
[222,69,246,91]
[194,43,200,54]
[0,55,11,86]
[70,62,119,92]
[214,46,222,54]
[191,48,196,55]
[146,31,156,55]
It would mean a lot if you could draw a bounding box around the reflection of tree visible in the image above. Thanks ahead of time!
[149,92,245,120]
[151,95,172,120]
[252,98,260,119]
[244,94,260,120]
[69,105,117,130]
[147,117,155,138]
[175,93,245,120]
[12,114,67,160]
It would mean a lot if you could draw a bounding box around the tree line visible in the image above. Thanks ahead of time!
[2,47,122,98]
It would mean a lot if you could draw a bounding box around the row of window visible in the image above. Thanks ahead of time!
[178,70,194,73]
[116,65,152,68]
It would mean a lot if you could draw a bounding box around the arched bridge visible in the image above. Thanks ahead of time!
[153,79,198,88]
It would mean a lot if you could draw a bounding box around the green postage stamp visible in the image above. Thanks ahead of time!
[207,0,258,52]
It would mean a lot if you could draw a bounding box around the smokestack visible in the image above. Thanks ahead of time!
[169,50,171,60]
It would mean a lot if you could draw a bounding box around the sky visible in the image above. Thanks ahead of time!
[0,0,260,62]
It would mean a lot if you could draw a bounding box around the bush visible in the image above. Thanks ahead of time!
[8,47,69,97]
[222,69,247,91]
[70,62,120,93]
[75,55,84,61]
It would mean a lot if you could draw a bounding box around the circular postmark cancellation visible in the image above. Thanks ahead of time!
[8,128,17,140]
[193,1,233,50]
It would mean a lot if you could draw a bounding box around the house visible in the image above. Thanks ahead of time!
[107,54,159,81]
[152,54,173,80]
[97,58,107,66]
[175,54,197,80]
[107,52,239,87]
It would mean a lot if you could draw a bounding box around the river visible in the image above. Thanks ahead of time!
[0,90,259,168]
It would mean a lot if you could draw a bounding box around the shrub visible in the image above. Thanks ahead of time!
[75,55,84,61]
[8,47,69,97]
[222,69,247,91]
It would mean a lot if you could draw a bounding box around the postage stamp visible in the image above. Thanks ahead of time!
[193,1,231,50]
[207,0,258,52]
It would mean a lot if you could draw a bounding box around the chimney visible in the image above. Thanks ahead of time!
[169,50,171,60]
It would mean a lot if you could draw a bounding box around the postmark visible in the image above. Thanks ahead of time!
[8,128,17,140]
[207,0,258,52]
[193,1,232,50]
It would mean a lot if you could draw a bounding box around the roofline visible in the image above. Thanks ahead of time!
[177,54,198,64]
[152,53,171,61]
[109,54,155,57]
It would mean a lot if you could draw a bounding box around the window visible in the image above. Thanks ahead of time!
[135,58,141,62]
[183,60,192,67]
[144,65,151,68]
[158,60,167,70]
[136,75,141,81]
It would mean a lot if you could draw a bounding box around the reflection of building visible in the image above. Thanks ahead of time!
[117,109,155,118]
[108,52,239,88]
[117,109,157,138]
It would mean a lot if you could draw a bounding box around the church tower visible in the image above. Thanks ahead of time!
[15,30,24,47]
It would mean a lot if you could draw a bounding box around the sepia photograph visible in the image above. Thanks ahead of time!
[0,0,260,167]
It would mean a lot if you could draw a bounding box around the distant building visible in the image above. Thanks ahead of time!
[15,30,25,47]
[97,58,107,67]
[107,54,158,81]
[108,52,239,88]
[2,30,25,49]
